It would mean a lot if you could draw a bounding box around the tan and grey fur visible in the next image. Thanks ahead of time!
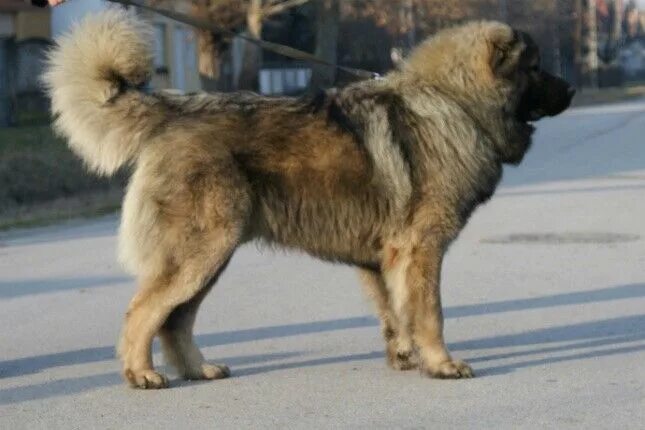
[44,9,574,388]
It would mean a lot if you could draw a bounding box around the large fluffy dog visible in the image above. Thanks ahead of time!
[45,9,573,388]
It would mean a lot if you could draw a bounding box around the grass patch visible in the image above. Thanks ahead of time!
[0,189,123,231]
[0,124,126,228]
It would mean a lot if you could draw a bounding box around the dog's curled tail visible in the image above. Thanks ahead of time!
[43,9,154,176]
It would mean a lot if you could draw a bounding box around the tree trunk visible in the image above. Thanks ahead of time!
[498,0,508,22]
[237,0,263,91]
[310,0,339,92]
[585,0,599,87]
[573,0,584,87]
[192,1,227,91]
[610,0,623,48]
[196,30,221,90]
[552,0,562,76]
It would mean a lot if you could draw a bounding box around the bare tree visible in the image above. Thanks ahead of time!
[586,0,600,87]
[605,0,624,63]
[499,0,508,21]
[153,0,311,90]
[238,0,312,90]
[311,0,340,91]
[236,0,263,90]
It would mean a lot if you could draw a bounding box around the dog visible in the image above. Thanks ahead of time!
[44,9,574,389]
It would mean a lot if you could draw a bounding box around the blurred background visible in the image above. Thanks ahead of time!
[0,0,644,228]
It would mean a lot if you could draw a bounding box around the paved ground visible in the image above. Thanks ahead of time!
[1,100,645,429]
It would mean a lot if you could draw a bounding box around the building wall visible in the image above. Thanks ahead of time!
[147,15,200,93]
[169,24,200,92]
[0,9,51,41]
[0,14,15,37]
[15,10,50,41]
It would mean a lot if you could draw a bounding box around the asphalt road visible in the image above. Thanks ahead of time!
[1,101,645,429]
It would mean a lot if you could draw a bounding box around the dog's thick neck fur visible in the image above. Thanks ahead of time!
[385,78,504,224]
[346,70,510,227]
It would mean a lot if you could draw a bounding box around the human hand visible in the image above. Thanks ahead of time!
[31,0,67,6]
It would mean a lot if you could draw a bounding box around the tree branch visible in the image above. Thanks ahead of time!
[262,0,311,18]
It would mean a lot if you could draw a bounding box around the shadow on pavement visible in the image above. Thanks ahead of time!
[0,276,131,299]
[1,284,644,404]
[471,335,645,377]
[456,315,645,376]
[0,351,302,405]
[233,351,384,378]
[0,316,377,380]
[444,283,645,318]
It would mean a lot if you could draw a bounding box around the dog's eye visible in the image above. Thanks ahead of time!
[530,64,540,72]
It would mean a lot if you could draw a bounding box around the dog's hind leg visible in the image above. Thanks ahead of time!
[359,268,418,370]
[118,230,241,389]
[117,157,251,389]
[158,262,232,381]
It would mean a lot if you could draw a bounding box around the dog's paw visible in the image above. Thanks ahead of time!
[199,363,231,380]
[387,349,419,371]
[424,359,474,379]
[124,369,170,389]
[184,363,230,381]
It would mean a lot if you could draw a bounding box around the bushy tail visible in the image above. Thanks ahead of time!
[43,9,154,176]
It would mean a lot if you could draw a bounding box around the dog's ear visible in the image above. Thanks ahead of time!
[488,25,523,77]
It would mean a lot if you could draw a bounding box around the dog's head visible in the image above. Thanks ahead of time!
[488,24,575,163]
[402,22,574,165]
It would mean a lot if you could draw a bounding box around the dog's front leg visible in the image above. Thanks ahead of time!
[385,237,473,379]
[359,268,419,370]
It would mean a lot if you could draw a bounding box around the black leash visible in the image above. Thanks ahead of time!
[34,0,379,80]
